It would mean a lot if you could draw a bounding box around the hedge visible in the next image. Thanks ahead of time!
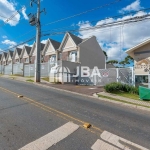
[104,82,139,95]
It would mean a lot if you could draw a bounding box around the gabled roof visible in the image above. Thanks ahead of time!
[30,42,45,56]
[50,39,61,50]
[16,48,22,56]
[59,32,83,50]
[42,39,61,55]
[1,52,7,61]
[9,50,13,58]
[3,52,7,58]
[126,38,150,54]
[68,32,83,45]
[30,42,36,55]
[41,43,45,51]
[24,46,32,54]
[6,50,13,60]
[13,48,22,59]
[20,45,32,58]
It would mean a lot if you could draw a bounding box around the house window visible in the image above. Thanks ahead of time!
[50,55,56,64]
[69,51,77,62]
[135,75,148,87]
[25,58,29,63]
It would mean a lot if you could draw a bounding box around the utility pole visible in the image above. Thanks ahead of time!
[29,0,46,82]
[35,0,41,82]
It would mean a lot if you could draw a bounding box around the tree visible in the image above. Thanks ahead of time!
[119,55,133,67]
[103,51,108,60]
[125,55,134,65]
[107,60,118,65]
[119,60,130,67]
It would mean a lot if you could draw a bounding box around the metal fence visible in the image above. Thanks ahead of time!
[49,67,134,86]
[24,62,54,77]
[86,68,133,86]
[13,63,23,75]
[0,65,2,74]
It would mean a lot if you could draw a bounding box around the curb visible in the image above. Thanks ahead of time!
[1,76,150,112]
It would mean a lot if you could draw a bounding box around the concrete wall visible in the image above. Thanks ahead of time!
[62,60,80,73]
[79,36,105,69]
[106,64,115,68]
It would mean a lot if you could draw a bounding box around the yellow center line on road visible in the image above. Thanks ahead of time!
[0,86,103,135]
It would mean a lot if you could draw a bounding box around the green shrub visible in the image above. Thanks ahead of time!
[104,82,139,95]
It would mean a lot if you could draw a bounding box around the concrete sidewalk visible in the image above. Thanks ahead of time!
[97,92,150,108]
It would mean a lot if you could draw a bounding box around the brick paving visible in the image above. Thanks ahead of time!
[40,83,104,96]
[0,75,104,96]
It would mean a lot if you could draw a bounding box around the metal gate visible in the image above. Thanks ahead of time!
[13,63,23,75]
[41,62,49,77]
[79,68,133,86]
[24,64,35,77]
[4,65,12,75]
[24,62,51,77]
[118,68,133,84]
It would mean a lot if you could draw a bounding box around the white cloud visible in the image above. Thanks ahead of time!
[2,39,17,46]
[41,39,47,44]
[119,0,142,13]
[0,0,20,26]
[21,6,28,20]
[2,35,7,39]
[78,11,150,61]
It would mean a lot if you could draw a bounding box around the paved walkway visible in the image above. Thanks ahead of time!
[98,92,150,107]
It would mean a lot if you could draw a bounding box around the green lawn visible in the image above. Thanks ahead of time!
[42,77,49,82]
[97,94,150,108]
[26,79,34,82]
[112,91,139,100]
[9,74,23,77]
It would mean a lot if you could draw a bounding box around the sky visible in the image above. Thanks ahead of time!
[0,0,150,62]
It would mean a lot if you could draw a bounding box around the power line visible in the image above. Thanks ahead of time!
[1,36,35,52]
[42,0,122,26]
[0,6,27,27]
[41,7,150,33]
[1,14,150,53]
[0,15,19,22]
[41,14,150,37]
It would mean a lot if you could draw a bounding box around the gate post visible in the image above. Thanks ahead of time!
[131,67,135,87]
[23,63,25,77]
[116,68,119,82]
[11,62,13,75]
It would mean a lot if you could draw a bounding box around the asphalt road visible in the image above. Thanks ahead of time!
[0,77,150,150]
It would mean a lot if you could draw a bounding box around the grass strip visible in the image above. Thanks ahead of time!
[26,79,34,82]
[97,94,150,109]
